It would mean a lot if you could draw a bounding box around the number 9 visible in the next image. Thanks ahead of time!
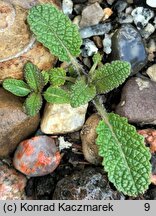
[144,203,150,211]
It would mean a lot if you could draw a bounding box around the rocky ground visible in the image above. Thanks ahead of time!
[0,0,156,200]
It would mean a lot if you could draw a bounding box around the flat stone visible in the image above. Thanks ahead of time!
[80,3,104,28]
[109,24,148,75]
[41,103,88,134]
[0,162,27,200]
[0,88,40,157]
[52,167,125,200]
[116,77,156,125]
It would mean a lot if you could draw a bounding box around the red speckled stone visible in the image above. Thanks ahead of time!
[0,163,26,200]
[13,136,61,177]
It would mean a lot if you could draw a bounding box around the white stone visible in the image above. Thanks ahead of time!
[146,64,156,82]
[146,0,156,8]
[62,0,73,15]
[41,103,88,134]
[58,136,72,151]
[103,34,112,54]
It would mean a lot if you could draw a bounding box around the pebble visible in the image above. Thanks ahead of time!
[103,8,113,21]
[62,0,73,15]
[146,64,156,82]
[80,3,104,28]
[81,39,98,57]
[41,103,88,134]
[52,168,125,199]
[0,162,27,200]
[0,88,40,158]
[81,114,102,165]
[140,23,155,39]
[93,36,103,49]
[80,22,112,38]
[13,136,61,177]
[72,15,81,27]
[118,13,133,24]
[147,39,156,61]
[74,4,86,14]
[110,24,148,75]
[116,77,156,125]
[107,0,115,5]
[146,0,156,8]
[103,34,112,54]
[131,7,154,29]
[114,0,128,12]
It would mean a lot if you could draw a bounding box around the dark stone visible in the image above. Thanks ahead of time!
[0,88,40,158]
[110,24,148,75]
[151,154,156,175]
[52,167,125,200]
[116,77,156,125]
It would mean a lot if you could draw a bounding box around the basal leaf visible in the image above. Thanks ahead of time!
[41,70,49,85]
[27,4,82,62]
[24,92,42,116]
[92,61,131,94]
[49,68,66,87]
[96,113,151,196]
[3,79,31,97]
[43,86,70,104]
[24,62,45,92]
[70,78,96,108]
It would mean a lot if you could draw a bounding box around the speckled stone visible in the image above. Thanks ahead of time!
[0,162,27,200]
[109,24,148,75]
[52,168,125,200]
[116,77,156,125]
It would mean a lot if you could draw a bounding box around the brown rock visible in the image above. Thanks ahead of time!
[0,0,60,83]
[0,88,40,158]
[0,162,27,200]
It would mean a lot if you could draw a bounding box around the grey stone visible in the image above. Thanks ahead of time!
[110,24,148,75]
[0,88,40,158]
[114,0,128,12]
[118,13,133,24]
[80,23,112,38]
[81,39,98,57]
[116,77,156,125]
[80,3,104,28]
[52,168,125,200]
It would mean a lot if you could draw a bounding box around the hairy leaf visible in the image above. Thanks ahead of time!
[24,62,45,92]
[24,92,42,116]
[28,4,82,62]
[41,70,49,85]
[3,79,31,97]
[49,68,66,87]
[96,113,151,196]
[70,78,96,107]
[44,86,70,104]
[92,61,131,94]
[92,53,102,65]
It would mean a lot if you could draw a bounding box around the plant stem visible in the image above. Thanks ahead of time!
[65,76,76,83]
[92,96,110,127]
[89,61,98,78]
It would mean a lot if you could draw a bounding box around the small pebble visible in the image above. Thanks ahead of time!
[140,23,155,39]
[13,136,61,177]
[103,8,113,21]
[146,0,156,8]
[80,3,104,28]
[80,22,112,38]
[131,7,154,29]
[72,15,81,27]
[62,0,73,15]
[93,36,103,48]
[118,13,133,24]
[103,34,112,54]
[107,0,115,5]
[81,39,98,57]
[114,0,128,12]
[147,39,156,61]
[146,64,156,82]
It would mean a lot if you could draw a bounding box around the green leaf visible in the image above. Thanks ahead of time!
[96,113,151,196]
[41,70,49,85]
[43,86,70,104]
[24,92,42,116]
[70,78,96,108]
[27,4,82,62]
[49,68,66,87]
[92,61,131,94]
[3,79,31,97]
[24,62,45,92]
[92,53,102,65]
